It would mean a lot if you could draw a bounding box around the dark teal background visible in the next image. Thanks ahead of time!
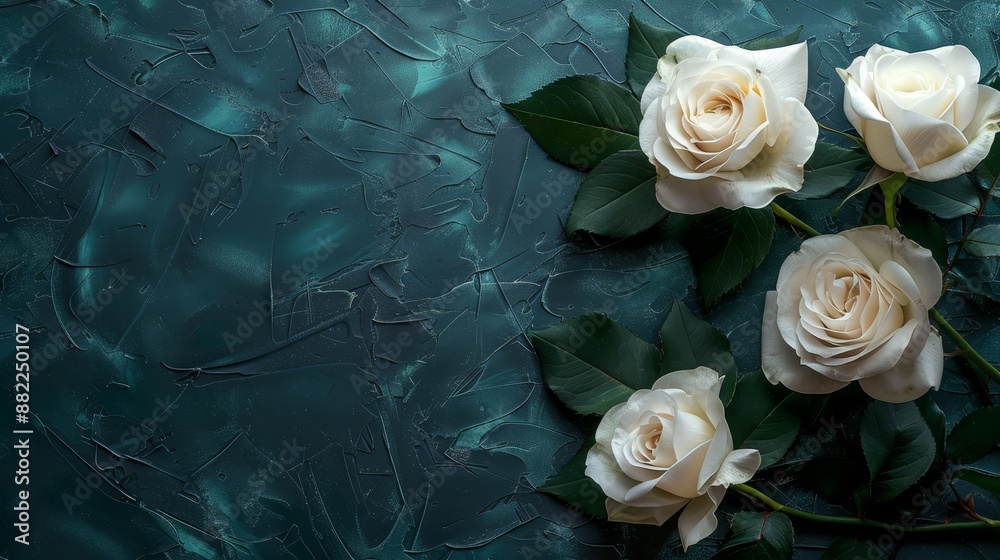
[1,0,1000,558]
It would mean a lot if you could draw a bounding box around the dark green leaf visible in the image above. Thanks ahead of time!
[717,511,794,560]
[538,439,608,517]
[726,371,816,468]
[903,176,979,219]
[531,314,661,415]
[836,165,897,214]
[916,394,947,459]
[965,225,1000,258]
[503,75,641,172]
[954,467,1000,500]
[682,207,775,307]
[789,142,872,200]
[565,150,667,238]
[860,401,936,502]
[822,538,878,560]
[625,14,682,98]
[659,299,737,405]
[947,259,1000,311]
[741,26,804,51]
[797,456,869,504]
[898,210,948,267]
[946,405,1000,463]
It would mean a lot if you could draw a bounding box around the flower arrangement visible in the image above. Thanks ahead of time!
[504,13,1000,556]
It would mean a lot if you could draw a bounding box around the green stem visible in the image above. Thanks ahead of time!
[732,483,1000,533]
[942,170,1000,277]
[879,173,908,230]
[930,308,1000,385]
[770,202,821,237]
[884,192,897,229]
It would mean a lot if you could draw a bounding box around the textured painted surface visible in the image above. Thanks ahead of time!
[1,0,999,558]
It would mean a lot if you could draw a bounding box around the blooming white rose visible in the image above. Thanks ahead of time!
[838,44,1000,181]
[639,36,818,214]
[761,226,944,403]
[585,367,761,550]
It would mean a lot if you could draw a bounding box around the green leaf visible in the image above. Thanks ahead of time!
[947,259,1000,311]
[903,175,980,219]
[565,150,667,238]
[503,75,641,172]
[717,511,794,560]
[789,142,872,200]
[531,314,661,415]
[796,456,869,504]
[538,439,608,517]
[658,299,737,405]
[916,394,947,459]
[954,467,1000,499]
[946,405,1000,463]
[625,14,682,98]
[725,371,817,468]
[682,207,775,307]
[860,401,936,502]
[741,26,804,51]
[898,210,948,267]
[836,165,897,214]
[822,538,878,560]
[965,225,1000,258]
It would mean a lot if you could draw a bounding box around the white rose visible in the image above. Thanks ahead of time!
[761,226,944,403]
[638,36,818,214]
[838,44,1000,181]
[585,367,761,550]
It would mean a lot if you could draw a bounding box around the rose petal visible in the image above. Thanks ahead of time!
[585,443,640,503]
[736,41,809,102]
[713,448,762,487]
[838,226,942,307]
[839,70,916,174]
[762,292,851,394]
[677,486,726,551]
[911,85,1000,181]
[639,102,661,160]
[652,367,722,395]
[877,97,969,171]
[928,45,982,130]
[654,174,725,214]
[662,35,725,71]
[858,331,943,402]
[595,401,629,447]
[641,71,670,115]
[702,99,818,209]
[606,497,688,526]
[776,234,870,289]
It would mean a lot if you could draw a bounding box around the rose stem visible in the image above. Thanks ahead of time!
[731,483,1000,533]
[929,308,1000,384]
[941,170,1000,277]
[770,202,822,237]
